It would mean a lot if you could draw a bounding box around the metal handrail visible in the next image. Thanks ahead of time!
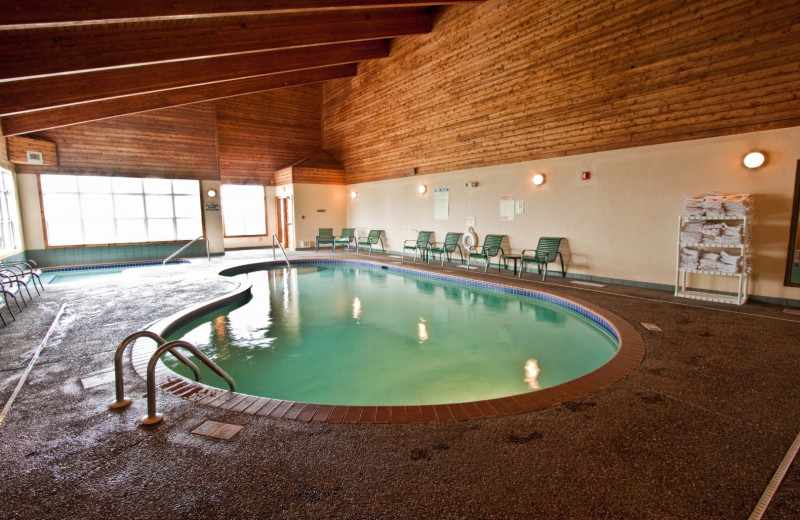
[109,331,201,410]
[163,235,209,265]
[272,233,291,268]
[142,340,236,425]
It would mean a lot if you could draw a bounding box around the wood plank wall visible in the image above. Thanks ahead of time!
[14,104,219,179]
[322,0,800,183]
[216,84,323,185]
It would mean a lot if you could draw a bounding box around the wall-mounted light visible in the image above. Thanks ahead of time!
[350,191,358,199]
[465,182,479,188]
[743,151,766,169]
[418,184,427,194]
[206,189,217,198]
[532,173,546,186]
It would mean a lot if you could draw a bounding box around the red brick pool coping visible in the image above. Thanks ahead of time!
[131,258,645,424]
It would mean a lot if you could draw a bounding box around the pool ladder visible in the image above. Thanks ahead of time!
[110,331,235,426]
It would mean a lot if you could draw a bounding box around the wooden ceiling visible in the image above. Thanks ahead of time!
[0,0,484,136]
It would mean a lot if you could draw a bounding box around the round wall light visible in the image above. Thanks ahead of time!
[350,191,358,199]
[418,184,427,194]
[206,189,217,198]
[532,173,546,186]
[743,151,766,169]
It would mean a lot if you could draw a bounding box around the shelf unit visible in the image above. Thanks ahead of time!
[675,214,751,305]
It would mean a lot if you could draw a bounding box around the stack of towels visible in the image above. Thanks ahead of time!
[682,192,754,218]
[680,222,743,245]
[680,247,752,273]
[680,247,700,270]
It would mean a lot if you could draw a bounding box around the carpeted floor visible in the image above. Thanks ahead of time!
[1,249,799,519]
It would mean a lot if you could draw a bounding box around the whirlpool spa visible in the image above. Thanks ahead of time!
[132,259,645,423]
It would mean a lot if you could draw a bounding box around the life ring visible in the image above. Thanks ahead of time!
[462,228,477,251]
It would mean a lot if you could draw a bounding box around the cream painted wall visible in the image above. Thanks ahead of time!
[17,174,44,250]
[291,183,346,249]
[200,180,223,254]
[347,126,800,301]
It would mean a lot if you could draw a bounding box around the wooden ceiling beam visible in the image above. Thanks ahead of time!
[0,65,358,136]
[0,0,482,28]
[0,40,389,115]
[0,9,430,81]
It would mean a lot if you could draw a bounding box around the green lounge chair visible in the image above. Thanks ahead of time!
[430,232,464,266]
[315,228,335,251]
[334,228,357,252]
[402,231,433,262]
[520,237,565,280]
[466,234,505,272]
[357,230,385,255]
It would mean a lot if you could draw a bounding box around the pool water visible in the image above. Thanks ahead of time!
[40,261,189,284]
[165,265,619,406]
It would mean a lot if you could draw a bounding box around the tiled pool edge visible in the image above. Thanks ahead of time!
[132,258,645,424]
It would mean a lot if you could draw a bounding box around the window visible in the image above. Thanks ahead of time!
[0,168,21,254]
[220,184,267,237]
[40,174,202,246]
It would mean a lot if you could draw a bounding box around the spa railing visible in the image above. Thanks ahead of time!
[163,235,210,265]
[272,234,291,268]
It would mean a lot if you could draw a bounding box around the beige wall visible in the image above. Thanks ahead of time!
[17,174,44,250]
[347,126,800,301]
[291,183,347,249]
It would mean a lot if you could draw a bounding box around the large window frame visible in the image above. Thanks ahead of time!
[220,184,267,238]
[39,174,203,247]
[0,168,21,255]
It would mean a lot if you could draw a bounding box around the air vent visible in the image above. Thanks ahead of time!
[26,150,43,164]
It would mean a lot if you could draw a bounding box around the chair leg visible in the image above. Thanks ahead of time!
[542,261,549,281]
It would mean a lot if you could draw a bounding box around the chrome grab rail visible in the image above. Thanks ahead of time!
[142,340,236,425]
[272,233,291,268]
[163,235,209,265]
[109,331,236,426]
[109,331,201,410]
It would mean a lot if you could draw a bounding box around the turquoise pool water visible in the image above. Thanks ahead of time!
[165,265,619,406]
[40,261,189,284]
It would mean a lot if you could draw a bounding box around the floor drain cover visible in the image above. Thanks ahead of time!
[571,281,607,287]
[80,370,116,389]
[641,323,662,331]
[192,420,243,440]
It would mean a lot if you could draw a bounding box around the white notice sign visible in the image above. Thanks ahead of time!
[434,187,449,220]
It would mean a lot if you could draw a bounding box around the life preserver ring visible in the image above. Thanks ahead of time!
[462,228,477,251]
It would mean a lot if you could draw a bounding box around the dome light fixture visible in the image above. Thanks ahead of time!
[350,191,358,199]
[743,151,766,169]
[532,173,546,186]
[418,184,427,194]
[206,189,216,198]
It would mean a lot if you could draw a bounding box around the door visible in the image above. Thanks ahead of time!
[276,196,290,249]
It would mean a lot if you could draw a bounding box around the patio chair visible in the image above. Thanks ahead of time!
[334,228,357,252]
[1,260,43,294]
[429,232,464,266]
[315,228,335,251]
[0,279,21,322]
[356,230,385,255]
[520,237,565,281]
[466,234,506,273]
[402,231,433,263]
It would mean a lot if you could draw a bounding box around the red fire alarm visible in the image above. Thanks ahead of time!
[581,171,591,180]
